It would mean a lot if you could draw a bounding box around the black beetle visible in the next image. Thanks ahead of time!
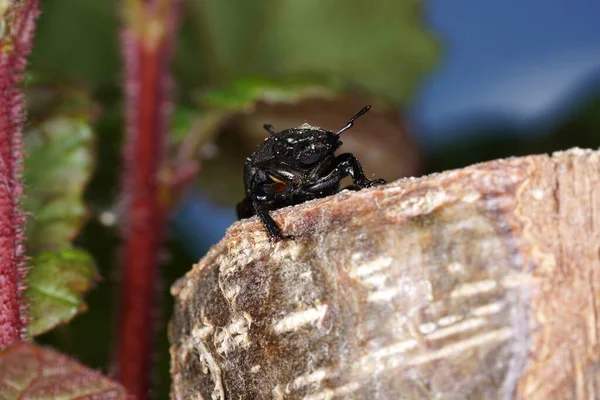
[236,105,386,241]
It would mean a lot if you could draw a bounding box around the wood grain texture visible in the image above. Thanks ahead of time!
[169,148,600,400]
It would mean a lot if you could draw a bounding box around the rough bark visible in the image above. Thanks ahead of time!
[170,147,600,400]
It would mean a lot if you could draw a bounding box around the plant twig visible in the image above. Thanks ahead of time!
[0,0,40,347]
[117,0,179,397]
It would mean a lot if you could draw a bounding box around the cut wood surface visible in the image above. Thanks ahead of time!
[169,148,600,400]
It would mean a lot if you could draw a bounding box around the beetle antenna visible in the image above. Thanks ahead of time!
[336,105,371,135]
[264,124,277,136]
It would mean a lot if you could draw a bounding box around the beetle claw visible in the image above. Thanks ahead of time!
[369,178,387,187]
[269,233,295,242]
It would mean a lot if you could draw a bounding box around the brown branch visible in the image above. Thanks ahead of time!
[0,0,40,347]
[169,148,600,399]
[116,0,179,397]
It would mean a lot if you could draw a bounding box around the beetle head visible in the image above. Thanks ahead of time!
[267,105,371,168]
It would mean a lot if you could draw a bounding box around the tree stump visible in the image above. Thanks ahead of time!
[169,148,600,400]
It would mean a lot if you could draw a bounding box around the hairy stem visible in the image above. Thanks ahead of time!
[0,0,39,347]
[116,0,179,397]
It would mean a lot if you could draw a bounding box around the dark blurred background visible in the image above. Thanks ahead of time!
[28,0,600,397]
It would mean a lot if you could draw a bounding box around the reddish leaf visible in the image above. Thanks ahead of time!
[0,342,129,399]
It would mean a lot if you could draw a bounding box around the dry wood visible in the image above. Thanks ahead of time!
[169,148,600,400]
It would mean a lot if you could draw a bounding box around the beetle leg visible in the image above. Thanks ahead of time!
[337,153,386,187]
[252,195,295,242]
[307,153,385,193]
[304,175,340,195]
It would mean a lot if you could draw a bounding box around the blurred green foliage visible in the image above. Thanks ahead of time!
[24,96,95,253]
[189,0,439,104]
[21,79,99,338]
[32,0,439,105]
[32,0,120,90]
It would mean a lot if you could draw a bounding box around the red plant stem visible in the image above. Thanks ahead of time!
[116,0,178,397]
[0,0,39,348]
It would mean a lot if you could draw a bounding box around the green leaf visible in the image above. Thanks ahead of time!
[0,343,128,399]
[23,105,94,255]
[25,249,100,337]
[191,0,440,105]
[198,76,342,111]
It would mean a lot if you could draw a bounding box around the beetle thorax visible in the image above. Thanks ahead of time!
[273,128,340,168]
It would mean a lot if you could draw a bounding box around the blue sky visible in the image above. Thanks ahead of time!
[410,1,600,149]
